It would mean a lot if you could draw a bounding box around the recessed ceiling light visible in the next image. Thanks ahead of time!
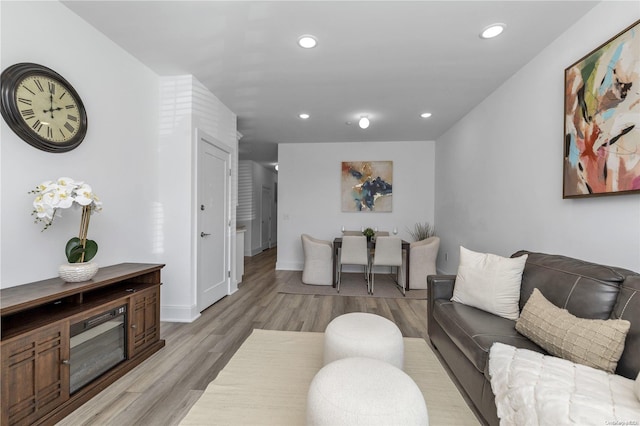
[480,23,506,39]
[358,116,370,129]
[420,112,432,118]
[299,113,310,119]
[298,35,317,49]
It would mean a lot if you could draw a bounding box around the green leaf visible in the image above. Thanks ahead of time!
[65,237,99,263]
[83,240,98,262]
[65,238,81,262]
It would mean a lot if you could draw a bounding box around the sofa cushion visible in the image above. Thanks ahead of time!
[452,247,527,320]
[513,251,624,319]
[516,289,630,373]
[432,299,545,375]
[611,275,640,379]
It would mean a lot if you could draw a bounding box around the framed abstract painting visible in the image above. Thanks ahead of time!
[341,161,392,212]
[563,20,640,198]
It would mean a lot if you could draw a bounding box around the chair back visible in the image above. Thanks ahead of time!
[301,234,333,286]
[342,230,362,236]
[373,236,402,266]
[301,234,331,251]
[340,236,369,265]
[409,236,440,289]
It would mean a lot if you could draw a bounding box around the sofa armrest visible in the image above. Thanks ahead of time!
[428,275,456,300]
[427,275,456,322]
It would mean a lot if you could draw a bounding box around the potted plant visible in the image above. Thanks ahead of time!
[31,177,102,281]
[362,227,375,241]
[406,222,435,242]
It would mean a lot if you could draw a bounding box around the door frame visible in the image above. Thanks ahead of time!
[261,185,272,250]
[193,128,232,312]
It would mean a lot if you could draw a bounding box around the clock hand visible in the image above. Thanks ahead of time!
[43,94,63,118]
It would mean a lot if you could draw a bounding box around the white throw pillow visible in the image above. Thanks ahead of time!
[451,246,528,320]
[636,372,640,402]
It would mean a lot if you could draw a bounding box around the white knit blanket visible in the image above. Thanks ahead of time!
[489,343,640,426]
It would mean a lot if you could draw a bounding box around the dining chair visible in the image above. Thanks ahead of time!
[408,236,440,289]
[337,235,369,293]
[370,236,404,295]
[342,230,362,236]
[301,234,334,286]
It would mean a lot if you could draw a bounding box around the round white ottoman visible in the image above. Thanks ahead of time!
[324,312,404,369]
[307,357,428,425]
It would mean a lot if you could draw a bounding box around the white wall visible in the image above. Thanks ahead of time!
[159,76,237,323]
[1,3,239,326]
[1,1,160,287]
[435,1,640,274]
[277,141,435,270]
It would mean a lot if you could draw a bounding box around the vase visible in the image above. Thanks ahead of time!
[59,261,99,282]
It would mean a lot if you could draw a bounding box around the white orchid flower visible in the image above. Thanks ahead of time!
[36,180,56,193]
[92,195,103,212]
[56,190,74,209]
[56,177,78,189]
[74,183,94,206]
[31,177,101,231]
[33,195,56,222]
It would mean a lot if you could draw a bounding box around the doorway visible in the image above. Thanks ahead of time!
[261,186,272,250]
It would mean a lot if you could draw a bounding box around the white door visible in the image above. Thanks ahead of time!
[197,133,230,312]
[261,186,272,250]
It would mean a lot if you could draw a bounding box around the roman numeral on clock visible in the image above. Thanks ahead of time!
[21,109,35,120]
[18,98,32,106]
[47,127,53,139]
[64,122,74,133]
[48,82,56,94]
[32,119,43,132]
[21,85,35,96]
[34,80,44,92]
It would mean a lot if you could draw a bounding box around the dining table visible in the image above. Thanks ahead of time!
[332,237,411,290]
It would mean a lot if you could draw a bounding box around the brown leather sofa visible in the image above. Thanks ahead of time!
[427,250,640,426]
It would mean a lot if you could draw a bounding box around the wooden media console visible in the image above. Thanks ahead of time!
[0,263,165,425]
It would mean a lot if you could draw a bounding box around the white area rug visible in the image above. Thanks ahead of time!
[180,329,478,425]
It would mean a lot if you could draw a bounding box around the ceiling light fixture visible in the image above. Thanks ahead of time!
[480,23,506,39]
[298,35,318,49]
[274,163,279,171]
[299,113,310,119]
[358,116,370,129]
[420,112,432,118]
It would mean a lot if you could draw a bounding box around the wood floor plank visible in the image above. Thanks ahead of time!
[57,248,431,425]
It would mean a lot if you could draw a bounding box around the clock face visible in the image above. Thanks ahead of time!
[16,75,82,143]
[1,63,87,152]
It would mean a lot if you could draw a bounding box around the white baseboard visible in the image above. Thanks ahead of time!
[276,261,303,271]
[161,304,200,323]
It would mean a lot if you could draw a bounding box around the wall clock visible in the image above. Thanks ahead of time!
[1,63,88,153]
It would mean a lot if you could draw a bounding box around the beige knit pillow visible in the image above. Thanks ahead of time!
[516,288,630,373]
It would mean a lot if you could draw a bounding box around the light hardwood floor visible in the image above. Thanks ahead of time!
[58,248,430,425]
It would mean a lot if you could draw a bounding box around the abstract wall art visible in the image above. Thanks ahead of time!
[341,161,392,212]
[563,20,640,198]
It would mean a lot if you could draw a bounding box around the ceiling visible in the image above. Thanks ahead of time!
[62,1,598,166]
